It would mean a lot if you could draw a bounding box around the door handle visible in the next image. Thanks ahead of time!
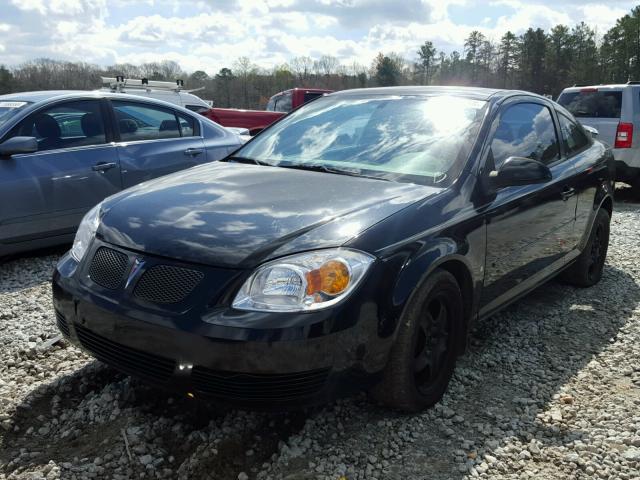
[184,148,204,156]
[92,162,117,172]
[561,187,576,201]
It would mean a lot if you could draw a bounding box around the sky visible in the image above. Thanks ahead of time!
[0,0,637,73]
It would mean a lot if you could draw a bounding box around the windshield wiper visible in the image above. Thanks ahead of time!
[276,163,332,173]
[226,157,393,182]
[278,163,393,182]
[224,156,274,166]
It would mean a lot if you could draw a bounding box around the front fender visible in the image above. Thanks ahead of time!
[391,238,461,309]
[380,236,481,342]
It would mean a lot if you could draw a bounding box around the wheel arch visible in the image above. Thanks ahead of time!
[576,182,614,252]
[390,249,477,356]
[600,195,613,218]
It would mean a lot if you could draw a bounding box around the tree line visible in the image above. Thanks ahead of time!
[2,6,640,109]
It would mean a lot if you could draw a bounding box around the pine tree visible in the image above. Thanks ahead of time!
[497,31,519,88]
[417,41,437,85]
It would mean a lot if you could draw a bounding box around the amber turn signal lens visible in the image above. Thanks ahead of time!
[305,259,350,296]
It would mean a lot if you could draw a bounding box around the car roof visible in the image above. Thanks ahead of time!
[96,87,210,105]
[328,86,539,101]
[0,90,89,103]
[0,90,199,111]
[285,88,333,93]
[560,84,632,92]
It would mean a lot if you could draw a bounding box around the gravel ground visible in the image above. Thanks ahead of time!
[1,191,639,480]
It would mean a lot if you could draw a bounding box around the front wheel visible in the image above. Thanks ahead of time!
[371,269,463,412]
[561,208,610,287]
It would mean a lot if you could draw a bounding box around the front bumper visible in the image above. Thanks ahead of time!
[52,242,392,408]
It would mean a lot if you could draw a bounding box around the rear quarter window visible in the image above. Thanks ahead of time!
[558,113,590,156]
[558,90,622,118]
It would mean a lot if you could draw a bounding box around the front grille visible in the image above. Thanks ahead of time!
[89,247,129,289]
[191,366,330,402]
[55,311,70,338]
[75,324,175,383]
[133,265,204,304]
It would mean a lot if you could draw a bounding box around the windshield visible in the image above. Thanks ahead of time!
[557,90,622,118]
[236,94,488,186]
[0,101,31,128]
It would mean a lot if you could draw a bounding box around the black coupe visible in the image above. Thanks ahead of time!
[53,87,614,411]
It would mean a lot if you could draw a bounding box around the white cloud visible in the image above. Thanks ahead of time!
[579,4,629,34]
[0,0,637,73]
[493,3,571,35]
[50,0,87,15]
[10,0,47,15]
[56,21,80,36]
[10,0,106,17]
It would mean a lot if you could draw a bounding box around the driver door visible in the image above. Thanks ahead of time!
[479,99,577,315]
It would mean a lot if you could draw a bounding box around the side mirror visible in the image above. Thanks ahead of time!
[489,156,552,189]
[0,136,38,157]
[583,125,599,139]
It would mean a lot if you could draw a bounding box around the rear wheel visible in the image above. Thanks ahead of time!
[561,208,610,287]
[371,269,462,412]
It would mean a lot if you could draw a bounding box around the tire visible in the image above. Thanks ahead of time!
[371,269,463,412]
[561,208,610,287]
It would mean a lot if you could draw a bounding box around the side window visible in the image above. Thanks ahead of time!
[558,113,589,156]
[490,102,560,168]
[274,92,292,113]
[303,92,324,104]
[11,100,106,152]
[176,112,196,137]
[113,101,181,141]
[185,105,209,114]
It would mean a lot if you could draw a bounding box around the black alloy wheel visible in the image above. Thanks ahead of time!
[371,269,463,412]
[413,294,455,396]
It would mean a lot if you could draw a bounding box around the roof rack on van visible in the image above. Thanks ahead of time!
[572,83,598,87]
[627,80,640,85]
[101,76,185,93]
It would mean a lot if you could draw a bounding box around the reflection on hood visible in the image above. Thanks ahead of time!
[98,162,441,267]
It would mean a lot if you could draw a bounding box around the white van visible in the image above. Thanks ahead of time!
[99,77,212,113]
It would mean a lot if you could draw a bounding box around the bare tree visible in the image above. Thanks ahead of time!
[290,56,314,84]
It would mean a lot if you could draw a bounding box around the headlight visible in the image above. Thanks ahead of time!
[232,248,375,312]
[70,203,102,262]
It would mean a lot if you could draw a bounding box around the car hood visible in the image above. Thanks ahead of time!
[98,162,441,268]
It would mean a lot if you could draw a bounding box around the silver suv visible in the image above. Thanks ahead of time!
[558,83,638,190]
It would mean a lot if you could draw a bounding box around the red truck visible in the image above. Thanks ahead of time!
[204,88,332,135]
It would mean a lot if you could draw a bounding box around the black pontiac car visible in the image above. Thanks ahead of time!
[53,87,614,411]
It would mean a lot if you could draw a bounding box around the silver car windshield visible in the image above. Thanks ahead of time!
[237,94,488,186]
[0,101,31,128]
